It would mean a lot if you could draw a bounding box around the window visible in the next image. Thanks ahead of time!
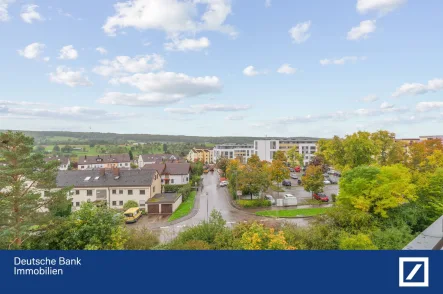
[153,186,156,193]
[112,201,116,206]
[81,166,84,169]
[119,190,123,194]
[112,190,116,194]
[140,190,145,195]
[128,190,133,195]
[139,200,145,206]
[119,201,123,206]
[171,179,174,184]
[271,141,277,149]
[186,177,188,182]
[75,190,80,195]
[76,202,80,207]
[86,190,93,196]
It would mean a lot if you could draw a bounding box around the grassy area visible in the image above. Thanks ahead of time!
[168,191,197,222]
[255,207,330,218]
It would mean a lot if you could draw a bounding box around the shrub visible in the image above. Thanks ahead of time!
[177,184,193,201]
[236,199,271,208]
[173,240,211,250]
[125,228,160,250]
[331,193,337,202]
[163,184,186,193]
[123,200,139,211]
[339,233,378,250]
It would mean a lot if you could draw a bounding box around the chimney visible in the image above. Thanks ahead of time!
[113,168,120,177]
[100,168,105,176]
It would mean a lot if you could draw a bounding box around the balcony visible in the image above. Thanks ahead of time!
[403,215,443,250]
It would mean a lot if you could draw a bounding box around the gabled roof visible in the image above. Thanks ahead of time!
[44,155,70,165]
[164,163,191,175]
[56,169,157,188]
[79,154,130,165]
[140,154,179,162]
[142,163,166,174]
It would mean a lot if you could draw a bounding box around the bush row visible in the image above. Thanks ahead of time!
[235,199,271,208]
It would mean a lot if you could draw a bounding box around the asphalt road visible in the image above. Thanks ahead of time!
[151,172,310,243]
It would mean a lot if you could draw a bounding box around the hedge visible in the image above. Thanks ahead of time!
[163,184,187,193]
[235,199,271,208]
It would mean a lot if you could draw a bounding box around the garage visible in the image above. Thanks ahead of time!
[146,193,182,215]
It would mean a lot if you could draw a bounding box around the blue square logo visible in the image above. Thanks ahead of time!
[399,257,429,287]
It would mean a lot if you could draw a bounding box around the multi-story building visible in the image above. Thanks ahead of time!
[77,154,131,170]
[143,163,191,185]
[44,155,70,170]
[253,137,320,165]
[55,168,161,211]
[213,143,254,163]
[187,148,214,164]
[419,135,443,144]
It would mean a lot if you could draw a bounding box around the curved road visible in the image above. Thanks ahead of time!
[153,172,309,242]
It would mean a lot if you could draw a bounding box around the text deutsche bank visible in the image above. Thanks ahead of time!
[13,257,81,276]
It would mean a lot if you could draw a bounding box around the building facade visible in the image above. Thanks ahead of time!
[44,155,70,170]
[143,163,191,185]
[78,154,131,170]
[213,143,254,163]
[419,135,443,144]
[187,148,214,164]
[253,137,320,165]
[138,154,180,167]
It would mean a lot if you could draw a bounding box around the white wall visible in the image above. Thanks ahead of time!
[254,140,279,162]
[172,195,183,211]
[161,174,190,185]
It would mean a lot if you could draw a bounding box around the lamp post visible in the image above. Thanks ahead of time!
[206,192,209,222]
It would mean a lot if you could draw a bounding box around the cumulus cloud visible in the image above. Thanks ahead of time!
[347,20,376,40]
[49,66,93,87]
[18,42,45,59]
[392,78,443,97]
[277,64,296,74]
[361,94,379,102]
[164,37,210,51]
[0,0,14,22]
[102,0,236,37]
[380,101,394,109]
[96,47,108,55]
[225,115,245,120]
[265,0,271,8]
[320,56,366,65]
[289,21,311,44]
[357,0,406,15]
[0,100,49,106]
[20,4,44,23]
[98,92,183,106]
[416,102,443,112]
[93,54,165,77]
[243,65,265,77]
[58,45,78,60]
[165,103,251,114]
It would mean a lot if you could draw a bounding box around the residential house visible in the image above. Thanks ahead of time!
[44,155,70,170]
[187,148,213,164]
[55,168,161,211]
[143,163,191,185]
[419,135,443,144]
[77,154,131,170]
[213,143,254,164]
[138,154,180,167]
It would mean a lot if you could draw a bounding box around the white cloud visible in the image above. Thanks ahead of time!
[111,72,222,96]
[0,100,49,106]
[18,42,45,59]
[357,0,406,15]
[347,20,376,40]
[243,65,264,77]
[392,78,443,97]
[277,64,296,74]
[93,54,165,77]
[43,57,50,62]
[58,45,78,60]
[96,47,108,55]
[361,94,379,102]
[165,103,251,114]
[20,4,44,23]
[416,102,443,112]
[0,0,14,22]
[289,21,311,44]
[49,66,93,87]
[380,101,394,109]
[103,0,236,37]
[225,115,245,120]
[165,37,210,51]
[320,56,366,65]
[98,92,182,106]
[265,0,271,8]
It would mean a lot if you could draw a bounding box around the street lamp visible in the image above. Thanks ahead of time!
[206,192,209,222]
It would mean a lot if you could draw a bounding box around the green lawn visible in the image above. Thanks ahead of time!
[255,207,330,218]
[168,191,197,222]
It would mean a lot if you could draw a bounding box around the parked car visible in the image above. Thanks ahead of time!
[289,167,295,172]
[284,193,296,199]
[282,180,292,186]
[290,173,298,179]
[313,192,329,202]
[264,195,276,205]
[283,193,298,206]
[297,179,302,185]
[330,179,338,184]
[323,180,331,185]
[220,181,228,187]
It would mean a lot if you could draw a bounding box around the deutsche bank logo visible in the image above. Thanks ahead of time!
[399,257,429,287]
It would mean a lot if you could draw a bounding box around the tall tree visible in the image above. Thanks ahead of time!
[286,146,304,167]
[238,156,270,199]
[52,145,60,152]
[273,150,287,162]
[302,165,324,195]
[0,131,71,249]
[128,149,134,160]
[343,131,378,168]
[270,160,289,198]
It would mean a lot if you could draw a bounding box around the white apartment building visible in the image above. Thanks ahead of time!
[78,154,131,170]
[213,143,254,163]
[253,137,320,165]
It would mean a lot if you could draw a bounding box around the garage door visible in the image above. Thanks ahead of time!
[161,204,172,214]
[148,204,159,214]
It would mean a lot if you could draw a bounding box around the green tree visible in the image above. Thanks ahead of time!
[238,159,270,199]
[371,130,396,166]
[216,157,229,176]
[339,233,377,250]
[273,150,287,162]
[270,160,289,198]
[0,131,72,249]
[302,165,324,194]
[191,161,203,176]
[123,200,139,211]
[338,165,416,217]
[416,168,443,223]
[286,146,303,167]
[128,150,134,160]
[343,131,378,168]
[52,145,60,152]
[35,145,46,153]
[163,143,168,153]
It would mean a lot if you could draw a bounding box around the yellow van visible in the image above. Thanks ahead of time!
[124,207,142,224]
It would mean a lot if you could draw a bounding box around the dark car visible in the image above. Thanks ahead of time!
[297,179,302,185]
[313,193,329,202]
[282,180,291,186]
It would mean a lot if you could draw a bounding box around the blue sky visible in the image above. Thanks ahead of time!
[0,0,442,138]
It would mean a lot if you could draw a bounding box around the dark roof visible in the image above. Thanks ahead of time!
[147,193,181,204]
[164,163,191,175]
[142,163,166,174]
[44,155,69,165]
[56,169,157,188]
[78,154,130,165]
[140,154,179,162]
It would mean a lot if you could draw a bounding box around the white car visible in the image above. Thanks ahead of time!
[290,173,298,179]
[283,194,298,206]
[323,180,331,184]
[219,181,228,187]
[264,195,276,205]
[284,194,296,199]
